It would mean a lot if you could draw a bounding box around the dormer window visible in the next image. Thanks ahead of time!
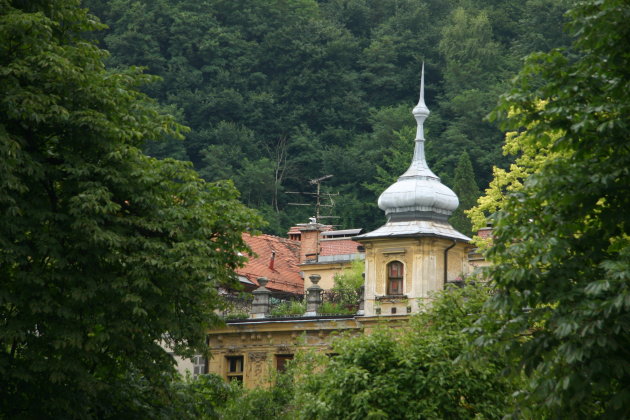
[387,261,404,295]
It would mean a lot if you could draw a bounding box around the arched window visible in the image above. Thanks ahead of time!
[387,261,404,295]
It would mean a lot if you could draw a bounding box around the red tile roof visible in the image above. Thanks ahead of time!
[237,233,303,295]
[319,238,362,257]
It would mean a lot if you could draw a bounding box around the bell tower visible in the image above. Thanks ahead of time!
[355,64,471,317]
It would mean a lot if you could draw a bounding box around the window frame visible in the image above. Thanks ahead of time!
[225,355,244,383]
[387,260,404,295]
[192,355,208,377]
[275,354,293,373]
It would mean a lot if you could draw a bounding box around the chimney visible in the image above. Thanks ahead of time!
[269,251,276,270]
[477,222,494,240]
[297,221,331,263]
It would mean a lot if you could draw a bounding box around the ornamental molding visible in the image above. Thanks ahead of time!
[277,344,291,353]
[248,352,267,362]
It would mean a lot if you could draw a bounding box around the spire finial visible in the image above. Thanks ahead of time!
[413,62,430,119]
[397,62,437,179]
[419,62,426,107]
[412,62,430,144]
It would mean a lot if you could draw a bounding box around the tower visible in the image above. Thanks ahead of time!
[355,64,471,317]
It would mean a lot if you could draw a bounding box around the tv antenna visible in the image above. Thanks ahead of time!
[287,174,339,223]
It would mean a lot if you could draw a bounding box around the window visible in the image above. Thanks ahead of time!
[192,355,207,377]
[275,354,293,372]
[387,261,404,295]
[226,355,244,383]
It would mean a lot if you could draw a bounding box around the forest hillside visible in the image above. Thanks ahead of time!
[85,0,572,234]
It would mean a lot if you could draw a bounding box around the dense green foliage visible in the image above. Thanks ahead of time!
[293,284,517,419]
[0,0,260,417]
[83,0,572,234]
[218,371,295,420]
[477,0,630,417]
[332,259,364,291]
[467,120,563,240]
[88,372,240,419]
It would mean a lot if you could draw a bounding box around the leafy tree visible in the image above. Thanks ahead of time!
[209,367,295,420]
[88,371,239,419]
[332,259,365,292]
[292,284,519,419]
[326,259,365,313]
[467,113,563,243]
[0,0,261,417]
[235,158,277,208]
[449,152,480,236]
[478,1,630,417]
[439,8,501,93]
[175,373,239,419]
[197,121,258,182]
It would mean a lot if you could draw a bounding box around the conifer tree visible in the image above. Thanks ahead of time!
[449,152,480,236]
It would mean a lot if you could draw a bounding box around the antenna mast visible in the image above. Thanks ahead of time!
[287,175,339,224]
[310,174,332,222]
[287,175,340,263]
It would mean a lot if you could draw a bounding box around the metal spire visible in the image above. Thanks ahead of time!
[402,62,437,179]
[358,62,468,241]
[414,62,429,120]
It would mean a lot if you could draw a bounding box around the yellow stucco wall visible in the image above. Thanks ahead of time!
[206,317,361,388]
[361,237,470,316]
[205,315,412,388]
[300,261,350,291]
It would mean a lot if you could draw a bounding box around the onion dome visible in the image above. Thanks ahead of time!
[377,64,459,223]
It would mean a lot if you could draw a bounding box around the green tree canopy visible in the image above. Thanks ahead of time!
[478,0,630,417]
[0,0,261,416]
[292,284,519,419]
[83,0,572,234]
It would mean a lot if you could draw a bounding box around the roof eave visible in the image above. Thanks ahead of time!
[353,231,470,243]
